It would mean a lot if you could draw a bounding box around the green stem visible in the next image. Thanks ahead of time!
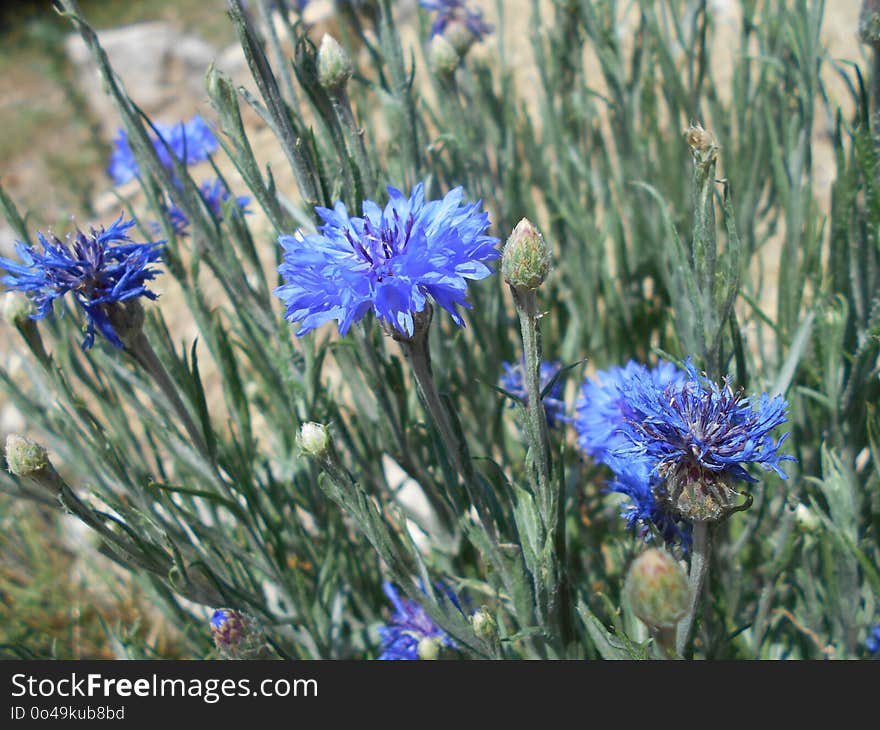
[511,285,569,648]
[128,330,212,462]
[676,520,712,656]
[397,315,495,539]
[332,89,376,196]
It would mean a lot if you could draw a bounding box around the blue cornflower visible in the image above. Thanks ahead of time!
[0,214,163,350]
[499,358,568,427]
[866,625,880,656]
[575,359,685,471]
[157,178,252,235]
[420,1,493,42]
[574,360,689,544]
[611,359,794,523]
[108,116,219,185]
[377,582,458,660]
[274,182,499,337]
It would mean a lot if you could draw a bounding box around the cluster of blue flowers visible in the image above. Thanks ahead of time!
[498,358,567,427]
[574,359,792,545]
[110,115,250,234]
[0,215,163,350]
[274,182,499,337]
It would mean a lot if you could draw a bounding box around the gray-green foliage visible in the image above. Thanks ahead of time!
[0,0,877,659]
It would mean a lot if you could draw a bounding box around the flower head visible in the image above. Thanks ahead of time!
[377,582,458,660]
[0,214,163,350]
[420,1,493,44]
[499,358,568,427]
[574,360,688,545]
[275,182,499,337]
[210,608,264,659]
[610,359,794,523]
[109,115,218,185]
[575,359,685,471]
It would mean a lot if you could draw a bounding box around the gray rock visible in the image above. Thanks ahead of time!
[65,22,217,134]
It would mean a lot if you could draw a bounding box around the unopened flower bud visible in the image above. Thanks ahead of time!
[444,20,477,57]
[5,434,49,478]
[502,218,551,291]
[317,34,353,92]
[417,636,442,660]
[428,34,459,76]
[794,503,820,533]
[210,608,266,659]
[685,123,718,166]
[470,606,498,642]
[298,422,330,458]
[624,548,690,630]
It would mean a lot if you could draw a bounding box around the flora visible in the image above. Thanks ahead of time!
[0,0,877,662]
[0,215,162,349]
[274,183,499,337]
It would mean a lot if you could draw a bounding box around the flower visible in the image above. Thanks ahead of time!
[499,358,567,427]
[607,467,691,548]
[419,1,493,43]
[0,214,163,350]
[575,360,693,544]
[575,359,685,471]
[108,116,219,185]
[377,582,458,660]
[274,182,499,337]
[609,359,794,523]
[157,178,251,235]
[866,625,880,655]
[210,608,264,659]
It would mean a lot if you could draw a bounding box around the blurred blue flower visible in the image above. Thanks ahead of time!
[866,625,880,655]
[108,115,219,185]
[420,0,493,41]
[0,214,163,350]
[574,360,687,545]
[618,359,794,485]
[275,182,499,337]
[378,582,458,660]
[157,178,252,236]
[499,358,568,427]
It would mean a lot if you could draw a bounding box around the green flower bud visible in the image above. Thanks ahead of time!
[470,606,498,642]
[428,34,459,77]
[794,503,820,533]
[317,34,353,92]
[5,434,49,478]
[624,548,690,630]
[298,422,330,459]
[417,636,441,660]
[502,218,551,291]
